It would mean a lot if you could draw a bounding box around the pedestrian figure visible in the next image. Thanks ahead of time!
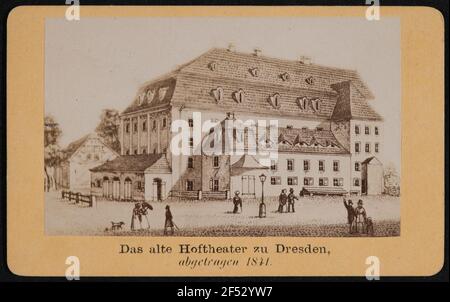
[343,197,356,233]
[232,191,242,214]
[130,203,142,231]
[278,189,288,213]
[287,188,298,213]
[139,201,153,229]
[164,205,175,235]
[354,200,367,233]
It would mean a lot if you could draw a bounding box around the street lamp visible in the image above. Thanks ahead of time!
[259,173,267,218]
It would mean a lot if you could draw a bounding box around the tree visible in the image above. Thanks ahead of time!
[96,109,121,153]
[44,115,63,191]
[383,162,400,196]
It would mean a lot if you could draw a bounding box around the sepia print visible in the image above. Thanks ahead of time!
[44,17,401,237]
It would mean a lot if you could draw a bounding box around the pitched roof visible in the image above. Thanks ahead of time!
[90,154,163,173]
[120,48,380,121]
[277,127,349,154]
[362,156,382,165]
[64,133,119,159]
[331,81,382,121]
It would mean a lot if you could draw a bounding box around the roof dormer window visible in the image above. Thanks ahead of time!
[211,87,224,103]
[158,87,168,101]
[296,96,308,110]
[146,89,154,103]
[208,61,217,71]
[311,98,321,111]
[268,93,281,109]
[280,72,290,81]
[137,92,146,105]
[249,67,259,77]
[305,76,315,85]
[232,89,245,103]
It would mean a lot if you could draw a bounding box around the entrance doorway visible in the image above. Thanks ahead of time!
[124,177,132,200]
[153,178,162,201]
[112,177,120,200]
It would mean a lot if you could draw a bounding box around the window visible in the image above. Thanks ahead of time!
[318,160,325,172]
[365,126,370,135]
[355,162,361,172]
[188,118,194,128]
[355,125,360,135]
[304,177,314,186]
[355,142,361,153]
[286,125,293,129]
[189,137,194,148]
[152,120,157,130]
[125,123,130,133]
[287,159,294,171]
[162,118,167,128]
[270,160,278,171]
[137,181,143,190]
[365,143,371,153]
[287,177,298,186]
[142,121,147,131]
[134,149,138,155]
[186,180,194,191]
[126,150,130,155]
[333,178,344,187]
[212,179,219,192]
[303,160,310,171]
[375,143,379,153]
[333,160,340,172]
[213,156,220,168]
[375,126,379,135]
[271,177,281,185]
[319,177,328,186]
[187,157,194,168]
[133,122,138,132]
[353,178,360,187]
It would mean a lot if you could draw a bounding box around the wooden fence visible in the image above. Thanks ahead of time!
[61,190,96,207]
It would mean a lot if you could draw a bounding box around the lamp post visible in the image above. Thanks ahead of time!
[259,173,267,218]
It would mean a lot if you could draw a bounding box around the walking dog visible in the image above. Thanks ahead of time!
[110,221,125,231]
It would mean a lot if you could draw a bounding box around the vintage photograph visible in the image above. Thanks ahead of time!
[44,17,401,237]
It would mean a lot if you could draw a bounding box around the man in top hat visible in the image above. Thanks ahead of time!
[287,188,298,213]
[164,205,175,235]
[278,189,288,213]
[343,197,356,233]
[232,191,242,214]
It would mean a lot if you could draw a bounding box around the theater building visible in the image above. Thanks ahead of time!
[90,47,384,201]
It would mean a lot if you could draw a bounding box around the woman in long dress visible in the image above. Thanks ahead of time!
[354,200,367,233]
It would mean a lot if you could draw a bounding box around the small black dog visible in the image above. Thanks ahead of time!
[365,217,374,236]
[110,221,125,231]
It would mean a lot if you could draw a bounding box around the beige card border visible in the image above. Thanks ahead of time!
[6,6,444,277]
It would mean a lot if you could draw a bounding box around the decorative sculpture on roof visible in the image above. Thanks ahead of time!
[211,87,224,103]
[232,89,245,103]
[268,93,281,109]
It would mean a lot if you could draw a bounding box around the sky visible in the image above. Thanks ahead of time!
[45,17,400,169]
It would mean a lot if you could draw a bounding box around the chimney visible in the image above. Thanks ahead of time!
[299,55,312,65]
[253,48,262,57]
[227,43,235,52]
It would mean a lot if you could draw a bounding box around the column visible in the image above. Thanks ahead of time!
[137,116,141,154]
[129,117,132,155]
[147,113,151,154]
[157,116,161,153]
[120,118,124,155]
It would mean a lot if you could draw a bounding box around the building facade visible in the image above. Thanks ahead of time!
[90,47,384,201]
[60,133,119,192]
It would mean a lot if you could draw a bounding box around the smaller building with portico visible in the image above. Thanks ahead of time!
[90,154,172,201]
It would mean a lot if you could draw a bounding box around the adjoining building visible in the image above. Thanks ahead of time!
[59,133,119,192]
[90,47,384,201]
